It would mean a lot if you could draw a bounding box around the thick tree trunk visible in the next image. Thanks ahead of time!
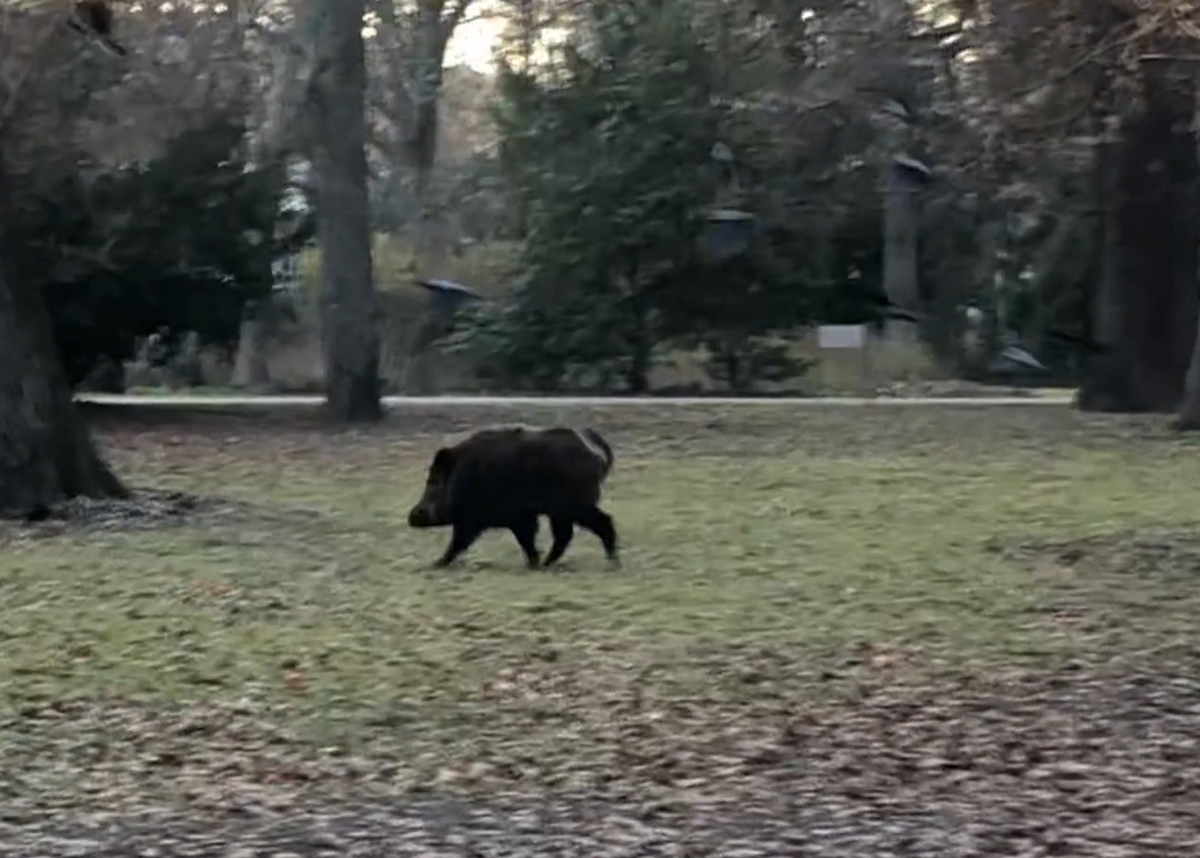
[1078,71,1199,413]
[1176,76,1200,430]
[0,154,126,516]
[312,0,382,422]
[1178,315,1200,428]
[882,158,924,343]
[1076,139,1133,411]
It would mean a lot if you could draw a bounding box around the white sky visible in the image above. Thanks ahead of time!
[444,13,506,72]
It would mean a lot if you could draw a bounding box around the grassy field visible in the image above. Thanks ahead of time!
[5,402,1200,844]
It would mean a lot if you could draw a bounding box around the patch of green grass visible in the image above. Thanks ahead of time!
[5,404,1200,793]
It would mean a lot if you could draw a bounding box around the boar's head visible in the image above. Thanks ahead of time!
[407,447,456,527]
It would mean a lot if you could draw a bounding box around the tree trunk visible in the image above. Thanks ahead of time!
[1178,310,1200,428]
[623,259,651,394]
[1079,70,1199,413]
[312,0,382,422]
[625,307,653,394]
[626,344,650,394]
[724,345,742,393]
[1076,139,1132,411]
[231,307,270,390]
[1177,73,1200,430]
[882,158,923,342]
[374,0,457,266]
[407,4,447,267]
[0,154,126,516]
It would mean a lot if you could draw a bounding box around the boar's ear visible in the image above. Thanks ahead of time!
[430,447,457,478]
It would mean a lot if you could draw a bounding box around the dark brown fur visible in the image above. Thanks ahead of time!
[407,425,619,569]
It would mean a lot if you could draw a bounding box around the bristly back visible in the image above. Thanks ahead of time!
[449,424,613,477]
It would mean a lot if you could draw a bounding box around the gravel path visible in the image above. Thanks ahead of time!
[76,392,1073,408]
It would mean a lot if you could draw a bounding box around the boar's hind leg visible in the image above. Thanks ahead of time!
[435,522,484,568]
[509,514,541,569]
[542,516,575,567]
[576,507,619,565]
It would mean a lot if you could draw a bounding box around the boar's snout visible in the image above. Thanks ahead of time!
[410,447,456,529]
[408,504,434,527]
[408,489,450,527]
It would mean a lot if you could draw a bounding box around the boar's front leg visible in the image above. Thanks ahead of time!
[509,513,541,569]
[435,522,484,568]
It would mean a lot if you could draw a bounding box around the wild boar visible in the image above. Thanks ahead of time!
[407,425,619,569]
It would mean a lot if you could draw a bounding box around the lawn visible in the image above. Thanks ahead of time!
[5,402,1200,852]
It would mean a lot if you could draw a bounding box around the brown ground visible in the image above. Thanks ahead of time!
[3,402,1199,856]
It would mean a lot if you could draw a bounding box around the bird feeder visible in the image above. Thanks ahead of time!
[702,141,755,261]
[702,208,756,262]
[988,342,1049,377]
[417,278,481,325]
[885,154,933,194]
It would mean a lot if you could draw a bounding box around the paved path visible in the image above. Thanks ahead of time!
[77,393,1076,408]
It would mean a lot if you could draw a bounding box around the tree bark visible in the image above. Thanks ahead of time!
[312,0,382,422]
[407,3,445,265]
[373,0,470,265]
[0,153,126,516]
[1178,308,1200,428]
[231,309,270,390]
[1076,139,1132,411]
[882,158,923,343]
[1177,76,1200,430]
[1079,70,1199,413]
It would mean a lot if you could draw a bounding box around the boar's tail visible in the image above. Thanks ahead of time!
[579,427,614,478]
